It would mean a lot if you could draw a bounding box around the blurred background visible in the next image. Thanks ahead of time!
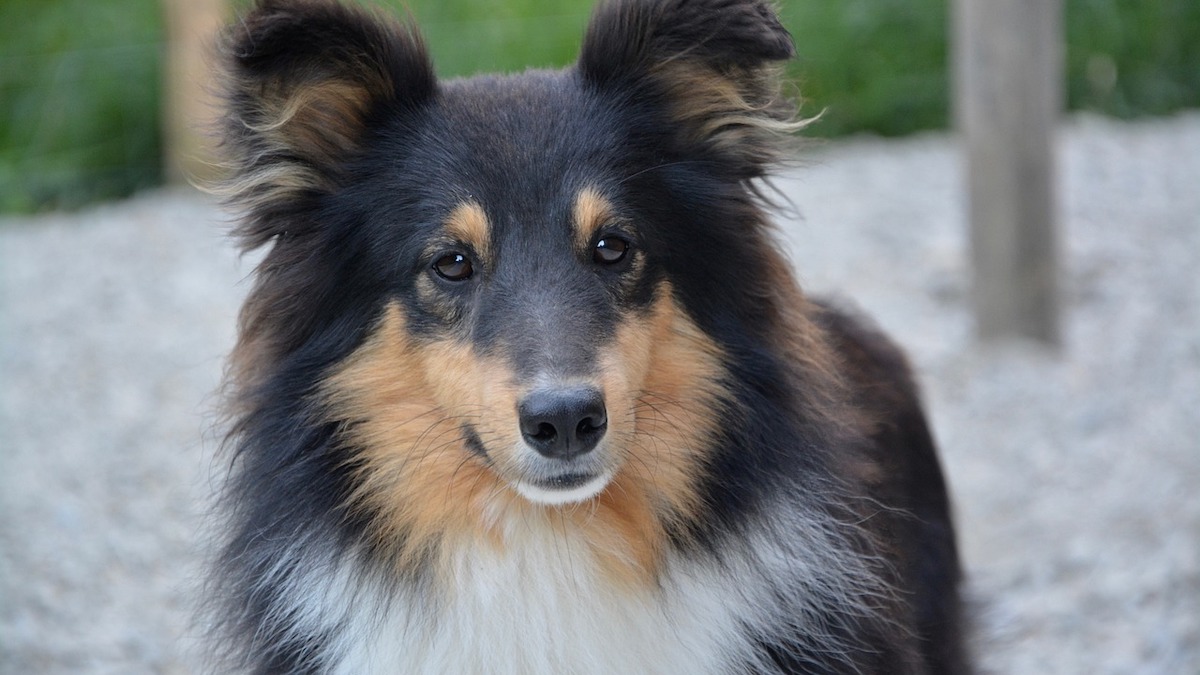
[1,0,1198,213]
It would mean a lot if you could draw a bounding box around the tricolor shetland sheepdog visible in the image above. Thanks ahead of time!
[209,0,969,672]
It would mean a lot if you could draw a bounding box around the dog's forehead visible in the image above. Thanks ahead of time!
[438,70,601,142]
[413,71,624,209]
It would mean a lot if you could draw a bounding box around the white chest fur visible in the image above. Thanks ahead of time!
[295,526,763,674]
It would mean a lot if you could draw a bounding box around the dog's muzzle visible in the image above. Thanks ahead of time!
[513,385,614,505]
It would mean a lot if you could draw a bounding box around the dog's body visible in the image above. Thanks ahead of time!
[210,1,968,672]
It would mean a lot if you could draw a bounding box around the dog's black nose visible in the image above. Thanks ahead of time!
[518,387,607,460]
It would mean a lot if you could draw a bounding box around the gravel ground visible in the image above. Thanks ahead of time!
[2,112,1197,674]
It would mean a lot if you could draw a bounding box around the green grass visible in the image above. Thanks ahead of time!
[1066,0,1200,118]
[404,0,595,76]
[0,0,162,213]
[779,0,951,137]
[2,0,1198,213]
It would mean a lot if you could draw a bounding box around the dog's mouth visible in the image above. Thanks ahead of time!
[537,472,594,489]
[462,424,616,505]
[514,468,615,506]
[461,416,618,506]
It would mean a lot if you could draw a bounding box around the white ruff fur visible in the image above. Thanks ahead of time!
[272,501,876,674]
[336,538,745,673]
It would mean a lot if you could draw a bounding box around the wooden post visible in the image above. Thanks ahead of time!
[162,0,227,185]
[953,0,1063,345]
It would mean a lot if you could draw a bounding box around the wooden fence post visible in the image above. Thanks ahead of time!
[953,0,1063,345]
[162,0,227,185]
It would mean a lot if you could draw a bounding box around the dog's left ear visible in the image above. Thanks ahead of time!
[578,0,800,176]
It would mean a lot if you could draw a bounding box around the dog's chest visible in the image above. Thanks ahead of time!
[323,529,754,674]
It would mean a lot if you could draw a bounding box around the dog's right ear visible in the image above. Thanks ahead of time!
[220,0,435,249]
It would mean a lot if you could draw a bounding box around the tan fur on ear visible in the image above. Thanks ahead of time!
[650,59,811,169]
[579,0,810,176]
[216,0,435,249]
[250,78,383,168]
[209,78,380,212]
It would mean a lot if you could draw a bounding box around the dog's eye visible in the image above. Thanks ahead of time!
[432,253,473,281]
[593,237,630,265]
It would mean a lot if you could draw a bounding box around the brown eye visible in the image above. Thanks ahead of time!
[593,237,630,265]
[432,253,473,281]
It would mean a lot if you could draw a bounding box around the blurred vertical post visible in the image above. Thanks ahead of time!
[954,0,1062,346]
[162,0,227,185]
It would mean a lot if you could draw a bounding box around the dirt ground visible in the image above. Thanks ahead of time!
[2,112,1197,673]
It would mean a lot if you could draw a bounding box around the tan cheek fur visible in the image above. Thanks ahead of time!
[321,304,523,569]
[580,284,730,586]
[322,287,729,588]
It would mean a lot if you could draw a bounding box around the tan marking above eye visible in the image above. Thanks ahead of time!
[443,201,491,262]
[573,187,615,252]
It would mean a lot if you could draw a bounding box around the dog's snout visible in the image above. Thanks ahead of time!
[518,387,607,460]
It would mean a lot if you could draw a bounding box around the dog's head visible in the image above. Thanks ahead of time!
[221,0,802,573]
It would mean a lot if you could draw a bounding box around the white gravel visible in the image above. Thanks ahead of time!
[2,112,1197,674]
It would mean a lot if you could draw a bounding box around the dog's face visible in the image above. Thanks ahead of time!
[325,77,667,507]
[223,0,800,572]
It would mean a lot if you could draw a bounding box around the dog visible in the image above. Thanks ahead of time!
[209,0,969,672]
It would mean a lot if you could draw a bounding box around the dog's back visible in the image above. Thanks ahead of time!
[813,301,969,673]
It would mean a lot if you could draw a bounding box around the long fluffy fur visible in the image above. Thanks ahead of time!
[207,1,969,673]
